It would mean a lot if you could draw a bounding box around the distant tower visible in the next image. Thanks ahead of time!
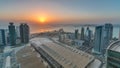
[119,27,120,40]
[85,27,90,35]
[75,29,79,39]
[20,23,30,43]
[58,28,64,41]
[80,27,84,40]
[85,27,92,46]
[8,22,16,46]
[85,27,90,40]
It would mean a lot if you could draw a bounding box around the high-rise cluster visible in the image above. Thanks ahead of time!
[0,22,30,46]
[93,23,113,55]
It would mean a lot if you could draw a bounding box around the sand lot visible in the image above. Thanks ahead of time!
[16,46,46,68]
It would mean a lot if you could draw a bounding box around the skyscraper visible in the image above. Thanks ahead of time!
[93,26,103,54]
[101,23,113,54]
[104,23,113,40]
[8,22,16,46]
[75,29,79,39]
[80,27,84,40]
[20,23,29,43]
[85,27,92,46]
[0,29,7,46]
[93,23,113,55]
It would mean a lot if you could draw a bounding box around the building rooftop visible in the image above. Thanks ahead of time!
[107,40,120,52]
[31,38,95,68]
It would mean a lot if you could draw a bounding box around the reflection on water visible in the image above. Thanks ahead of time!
[31,25,119,38]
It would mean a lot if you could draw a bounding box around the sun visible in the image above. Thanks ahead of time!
[39,17,46,23]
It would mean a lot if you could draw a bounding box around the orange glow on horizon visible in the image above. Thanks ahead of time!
[36,15,48,24]
[39,17,46,23]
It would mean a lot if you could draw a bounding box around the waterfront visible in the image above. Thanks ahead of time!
[31,24,120,38]
[0,23,119,38]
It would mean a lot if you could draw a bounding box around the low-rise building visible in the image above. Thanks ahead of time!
[106,40,120,68]
[73,40,84,47]
[31,38,102,68]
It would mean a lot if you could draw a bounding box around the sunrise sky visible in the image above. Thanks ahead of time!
[0,0,120,25]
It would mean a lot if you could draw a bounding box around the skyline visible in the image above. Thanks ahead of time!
[0,0,120,24]
[1,1,120,68]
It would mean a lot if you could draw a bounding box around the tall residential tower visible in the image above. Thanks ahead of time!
[20,23,29,43]
[75,29,79,39]
[0,29,7,46]
[93,26,103,54]
[93,23,113,55]
[8,22,16,46]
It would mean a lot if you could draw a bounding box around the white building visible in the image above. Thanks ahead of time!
[5,56,11,68]
[73,40,84,46]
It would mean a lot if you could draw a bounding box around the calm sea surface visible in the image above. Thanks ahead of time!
[34,25,119,38]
